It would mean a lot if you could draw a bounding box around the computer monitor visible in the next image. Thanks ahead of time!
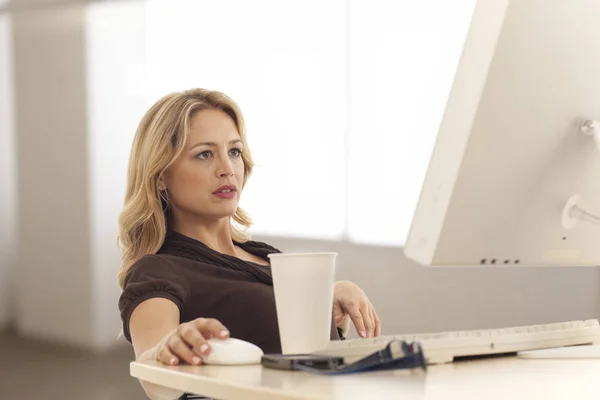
[404,0,600,267]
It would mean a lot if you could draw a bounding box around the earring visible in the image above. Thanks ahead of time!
[159,186,169,209]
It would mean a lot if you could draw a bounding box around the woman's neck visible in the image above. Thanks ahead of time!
[171,216,237,257]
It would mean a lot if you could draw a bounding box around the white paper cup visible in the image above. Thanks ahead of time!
[268,252,337,355]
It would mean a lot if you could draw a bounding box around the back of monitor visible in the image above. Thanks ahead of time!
[404,0,600,267]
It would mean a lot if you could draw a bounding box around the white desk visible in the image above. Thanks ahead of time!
[130,354,600,399]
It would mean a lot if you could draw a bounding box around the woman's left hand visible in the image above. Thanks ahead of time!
[333,281,381,338]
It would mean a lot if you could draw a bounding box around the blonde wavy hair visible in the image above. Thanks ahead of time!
[117,88,254,288]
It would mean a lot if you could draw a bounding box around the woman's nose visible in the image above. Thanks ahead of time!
[218,158,234,177]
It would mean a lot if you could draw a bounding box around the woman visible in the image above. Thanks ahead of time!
[117,88,381,398]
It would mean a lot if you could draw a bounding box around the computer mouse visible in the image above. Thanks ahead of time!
[200,337,264,365]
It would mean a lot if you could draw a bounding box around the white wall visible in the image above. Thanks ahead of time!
[7,0,148,351]
[260,235,600,337]
[0,12,15,329]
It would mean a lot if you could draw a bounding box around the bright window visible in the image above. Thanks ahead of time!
[145,0,348,240]
[91,0,477,246]
[347,0,477,245]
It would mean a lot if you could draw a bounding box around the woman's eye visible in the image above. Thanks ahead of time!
[229,148,242,157]
[196,151,212,160]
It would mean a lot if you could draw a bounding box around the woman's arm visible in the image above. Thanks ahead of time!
[128,298,230,400]
[129,298,180,361]
[128,298,184,400]
[130,297,230,364]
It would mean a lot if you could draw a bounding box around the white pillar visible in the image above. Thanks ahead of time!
[0,11,16,330]
[13,3,93,348]
[86,0,148,350]
[11,0,146,351]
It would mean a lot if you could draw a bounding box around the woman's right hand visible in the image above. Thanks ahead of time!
[156,318,230,366]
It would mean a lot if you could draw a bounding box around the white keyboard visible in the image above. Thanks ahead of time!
[316,319,600,364]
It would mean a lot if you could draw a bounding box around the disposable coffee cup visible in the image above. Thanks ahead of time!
[267,252,337,355]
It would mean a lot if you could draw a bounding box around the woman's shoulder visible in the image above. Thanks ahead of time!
[127,253,178,271]
[130,252,186,267]
[122,253,195,287]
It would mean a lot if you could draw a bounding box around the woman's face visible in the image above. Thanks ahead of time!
[161,108,245,224]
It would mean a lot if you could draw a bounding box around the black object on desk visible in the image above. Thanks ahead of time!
[261,353,345,371]
[261,340,427,375]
